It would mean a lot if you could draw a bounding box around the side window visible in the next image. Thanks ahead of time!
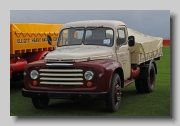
[117,28,126,46]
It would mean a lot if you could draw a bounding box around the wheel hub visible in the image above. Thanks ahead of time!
[114,82,121,107]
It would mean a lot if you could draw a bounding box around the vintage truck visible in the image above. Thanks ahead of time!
[10,23,63,80]
[22,20,163,112]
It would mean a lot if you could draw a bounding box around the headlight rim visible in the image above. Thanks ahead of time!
[84,71,94,81]
[30,70,39,79]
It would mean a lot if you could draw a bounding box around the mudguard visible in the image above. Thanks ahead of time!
[24,51,49,63]
[139,59,157,79]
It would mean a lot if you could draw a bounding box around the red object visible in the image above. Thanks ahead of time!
[87,82,92,87]
[130,66,140,78]
[24,51,49,63]
[33,80,38,86]
[163,38,170,47]
[10,58,27,73]
[10,51,49,79]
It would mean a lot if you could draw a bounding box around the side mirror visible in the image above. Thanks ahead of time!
[47,35,52,45]
[128,36,135,47]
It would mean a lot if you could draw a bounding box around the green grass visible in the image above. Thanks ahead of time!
[10,47,170,116]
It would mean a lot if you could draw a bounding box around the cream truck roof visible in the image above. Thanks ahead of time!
[61,20,126,29]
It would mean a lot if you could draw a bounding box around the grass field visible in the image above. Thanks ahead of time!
[10,47,170,116]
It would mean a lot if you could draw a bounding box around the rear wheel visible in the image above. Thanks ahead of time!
[31,98,49,109]
[135,79,145,93]
[144,63,156,93]
[135,63,156,93]
[106,73,121,112]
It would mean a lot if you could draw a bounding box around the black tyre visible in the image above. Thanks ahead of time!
[135,63,156,93]
[135,79,145,93]
[106,73,121,112]
[31,97,49,109]
[143,63,156,93]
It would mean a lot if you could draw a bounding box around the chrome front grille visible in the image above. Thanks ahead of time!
[39,68,83,85]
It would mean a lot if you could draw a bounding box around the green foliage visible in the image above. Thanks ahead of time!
[10,47,170,116]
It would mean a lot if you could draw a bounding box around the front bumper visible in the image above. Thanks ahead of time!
[22,88,108,100]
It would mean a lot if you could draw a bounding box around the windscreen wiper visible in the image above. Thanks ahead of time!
[70,26,84,30]
[86,25,103,30]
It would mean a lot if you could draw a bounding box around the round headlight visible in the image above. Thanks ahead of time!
[84,71,94,80]
[30,70,39,79]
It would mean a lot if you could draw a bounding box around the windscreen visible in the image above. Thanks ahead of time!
[57,27,114,47]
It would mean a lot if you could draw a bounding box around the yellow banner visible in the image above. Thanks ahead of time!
[10,23,63,54]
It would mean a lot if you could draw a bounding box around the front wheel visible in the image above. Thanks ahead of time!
[31,98,49,109]
[106,73,121,112]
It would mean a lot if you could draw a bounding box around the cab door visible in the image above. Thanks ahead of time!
[116,26,131,79]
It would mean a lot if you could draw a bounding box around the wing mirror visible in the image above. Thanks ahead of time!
[47,35,52,45]
[128,36,135,47]
[47,35,56,50]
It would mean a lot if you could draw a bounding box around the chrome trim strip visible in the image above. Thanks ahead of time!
[40,77,83,81]
[46,63,73,66]
[40,73,83,76]
[39,69,83,72]
[40,81,83,85]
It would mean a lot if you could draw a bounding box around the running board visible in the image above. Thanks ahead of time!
[124,79,133,87]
